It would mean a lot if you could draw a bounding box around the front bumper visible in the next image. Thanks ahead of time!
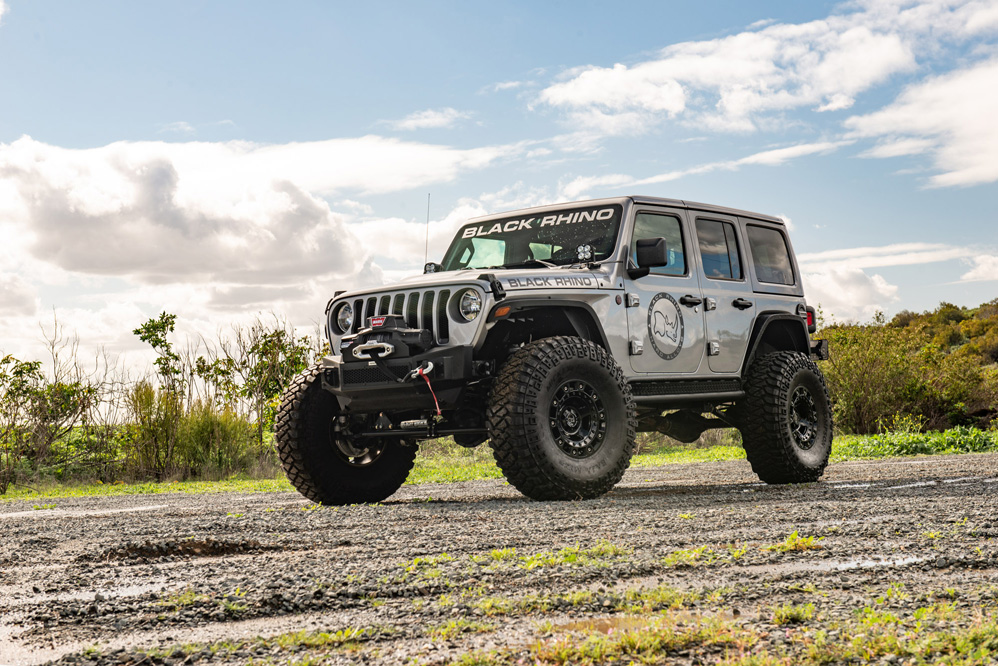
[320,346,476,413]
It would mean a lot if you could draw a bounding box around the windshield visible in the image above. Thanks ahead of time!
[440,204,623,271]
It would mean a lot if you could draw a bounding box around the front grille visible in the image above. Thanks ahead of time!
[630,379,742,397]
[349,288,453,344]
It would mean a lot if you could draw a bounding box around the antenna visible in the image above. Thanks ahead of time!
[423,193,431,264]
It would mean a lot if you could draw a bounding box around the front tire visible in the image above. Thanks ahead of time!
[487,336,637,500]
[736,351,833,484]
[274,365,416,504]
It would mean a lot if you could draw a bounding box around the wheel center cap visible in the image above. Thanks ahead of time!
[562,408,580,430]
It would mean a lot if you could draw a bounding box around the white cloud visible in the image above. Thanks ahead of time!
[157,121,196,135]
[0,1,7,24]
[559,174,633,200]
[386,108,472,131]
[797,242,977,271]
[845,59,998,186]
[803,267,899,321]
[961,255,998,281]
[488,81,523,92]
[537,0,997,135]
[0,134,520,296]
[636,140,849,185]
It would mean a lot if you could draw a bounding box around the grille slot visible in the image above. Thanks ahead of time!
[406,292,420,328]
[341,288,461,345]
[437,290,450,343]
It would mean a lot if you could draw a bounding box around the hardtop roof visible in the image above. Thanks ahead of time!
[466,195,784,225]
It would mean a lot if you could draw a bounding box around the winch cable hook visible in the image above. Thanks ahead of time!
[416,363,442,417]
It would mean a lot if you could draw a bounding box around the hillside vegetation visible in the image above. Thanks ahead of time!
[818,299,998,434]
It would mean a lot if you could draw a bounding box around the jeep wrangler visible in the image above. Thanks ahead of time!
[275,196,832,503]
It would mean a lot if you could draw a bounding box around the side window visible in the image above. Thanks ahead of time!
[746,225,795,285]
[631,213,686,276]
[696,219,743,280]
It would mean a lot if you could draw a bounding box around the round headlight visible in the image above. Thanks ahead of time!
[458,290,482,321]
[335,302,353,333]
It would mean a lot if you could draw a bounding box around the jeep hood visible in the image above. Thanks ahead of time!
[337,267,619,299]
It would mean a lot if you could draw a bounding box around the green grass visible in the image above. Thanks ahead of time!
[830,425,998,461]
[6,426,997,501]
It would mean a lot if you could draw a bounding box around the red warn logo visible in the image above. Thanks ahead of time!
[370,316,387,327]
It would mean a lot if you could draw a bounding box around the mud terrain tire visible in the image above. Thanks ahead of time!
[487,336,637,501]
[274,364,416,505]
[737,351,832,484]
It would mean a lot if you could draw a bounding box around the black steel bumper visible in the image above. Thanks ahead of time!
[321,346,476,413]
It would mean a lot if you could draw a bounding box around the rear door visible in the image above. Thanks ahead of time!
[623,207,706,374]
[692,213,756,373]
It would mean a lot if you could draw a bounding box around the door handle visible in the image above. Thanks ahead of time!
[679,295,703,307]
[733,298,754,310]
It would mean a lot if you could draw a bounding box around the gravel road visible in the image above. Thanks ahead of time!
[2,453,998,665]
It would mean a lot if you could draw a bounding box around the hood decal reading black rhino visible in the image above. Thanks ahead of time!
[506,276,596,288]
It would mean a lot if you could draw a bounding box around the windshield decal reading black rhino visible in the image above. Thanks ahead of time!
[461,207,616,238]
[506,276,596,288]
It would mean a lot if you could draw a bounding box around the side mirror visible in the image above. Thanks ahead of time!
[636,237,669,268]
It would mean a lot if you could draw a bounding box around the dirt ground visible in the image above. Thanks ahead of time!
[2,453,997,665]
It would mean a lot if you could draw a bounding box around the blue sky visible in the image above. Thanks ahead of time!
[0,0,996,364]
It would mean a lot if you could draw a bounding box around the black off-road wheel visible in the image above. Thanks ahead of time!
[487,336,637,501]
[274,364,416,505]
[736,351,833,484]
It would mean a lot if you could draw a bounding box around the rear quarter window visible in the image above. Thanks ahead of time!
[746,225,795,285]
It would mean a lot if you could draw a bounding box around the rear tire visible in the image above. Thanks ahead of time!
[736,351,833,484]
[274,364,416,504]
[487,336,637,500]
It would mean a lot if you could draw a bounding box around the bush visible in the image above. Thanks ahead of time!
[819,308,998,434]
[177,401,259,479]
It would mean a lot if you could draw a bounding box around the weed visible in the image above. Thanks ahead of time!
[662,545,716,568]
[159,587,209,611]
[429,619,494,641]
[31,503,56,510]
[763,530,824,553]
[403,553,454,573]
[772,602,815,625]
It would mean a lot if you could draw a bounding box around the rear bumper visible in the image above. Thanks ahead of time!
[810,338,829,361]
[320,346,475,413]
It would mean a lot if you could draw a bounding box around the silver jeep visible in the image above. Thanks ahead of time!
[276,196,832,503]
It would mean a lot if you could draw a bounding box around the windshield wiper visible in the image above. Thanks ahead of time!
[490,259,559,270]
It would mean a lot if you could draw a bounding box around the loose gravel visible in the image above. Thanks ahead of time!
[1,453,997,665]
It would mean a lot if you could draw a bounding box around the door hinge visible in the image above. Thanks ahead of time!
[630,340,644,355]
[708,341,720,356]
[626,293,640,308]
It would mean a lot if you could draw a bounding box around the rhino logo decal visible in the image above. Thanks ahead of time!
[652,310,680,344]
[646,293,684,361]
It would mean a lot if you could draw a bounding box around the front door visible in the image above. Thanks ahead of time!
[624,209,706,374]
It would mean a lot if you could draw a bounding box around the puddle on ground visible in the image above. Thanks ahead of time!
[1,504,169,521]
[555,616,651,634]
[739,554,931,577]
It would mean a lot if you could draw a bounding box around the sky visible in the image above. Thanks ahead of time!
[0,0,996,370]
